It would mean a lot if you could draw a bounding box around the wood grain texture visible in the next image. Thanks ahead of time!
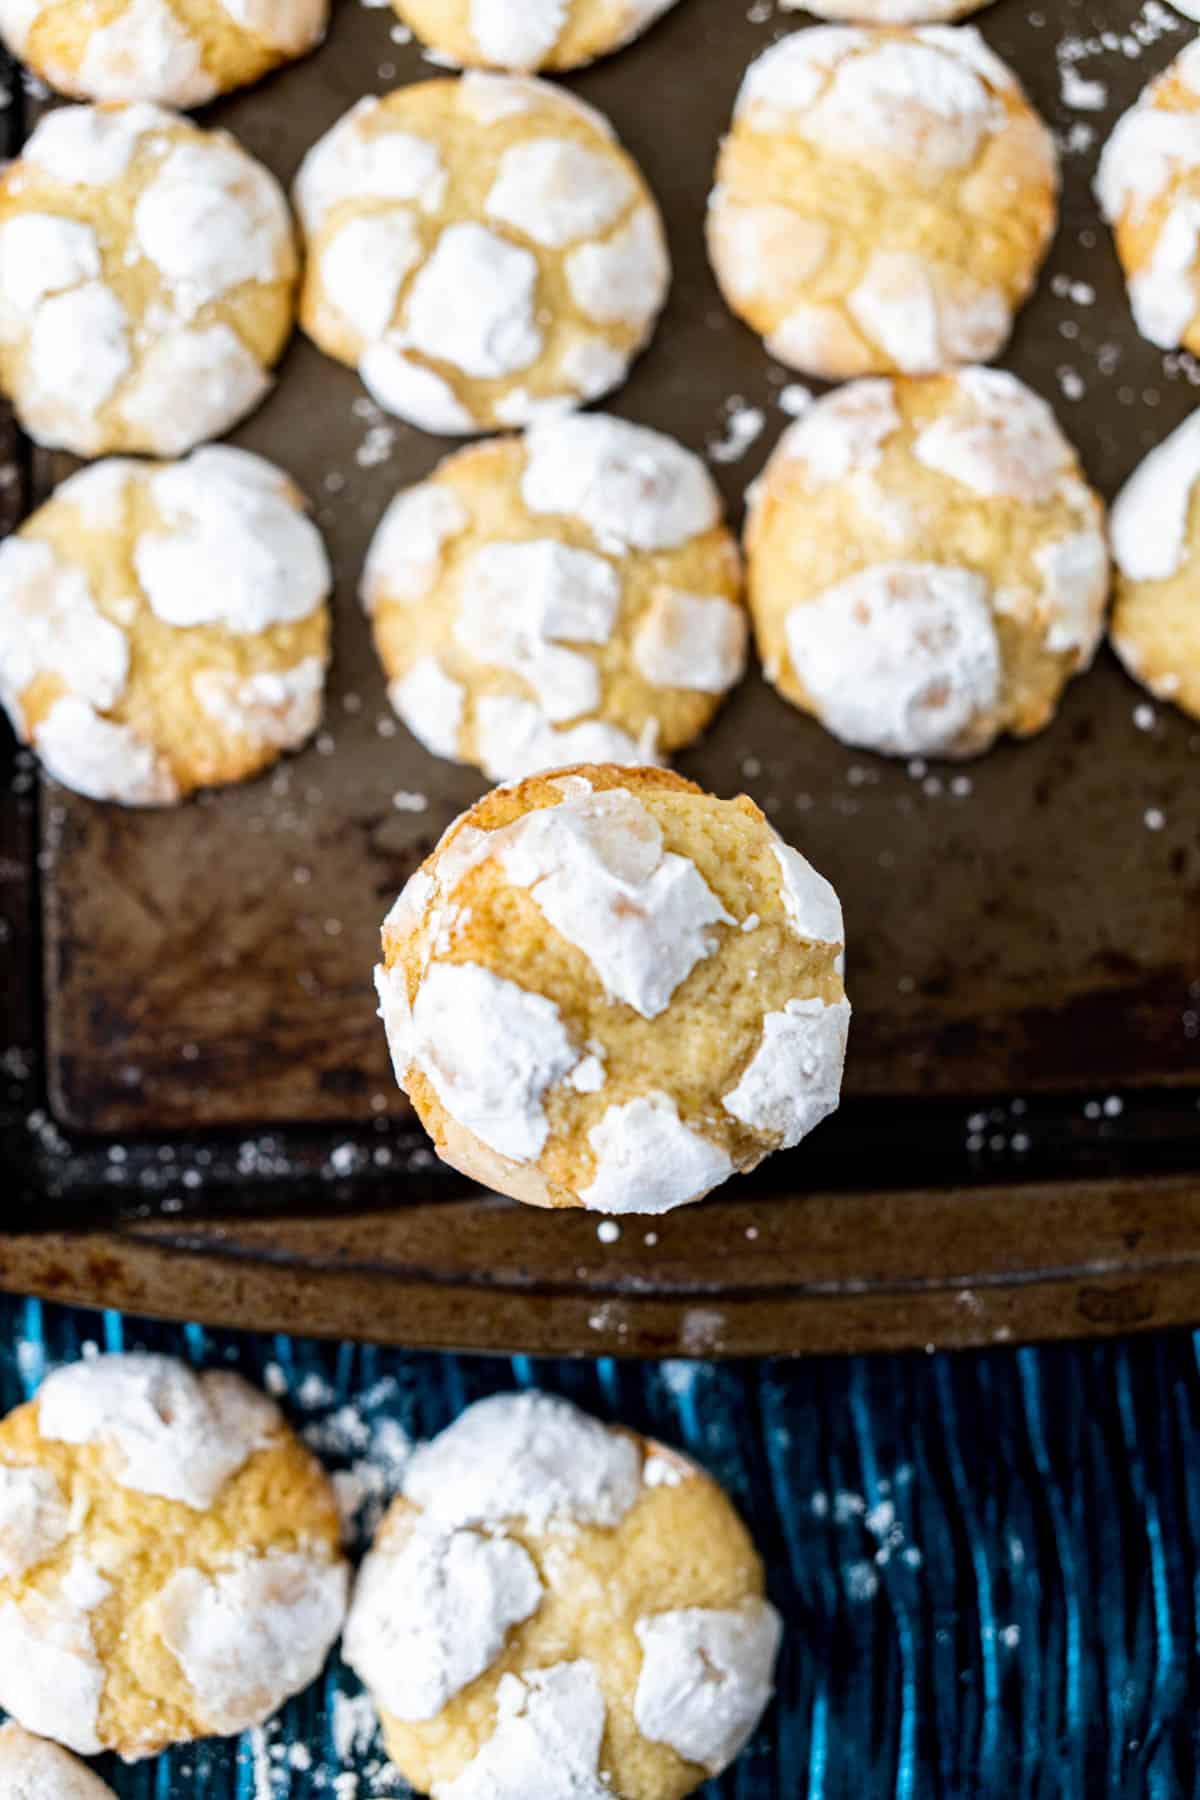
[32,0,1200,1135]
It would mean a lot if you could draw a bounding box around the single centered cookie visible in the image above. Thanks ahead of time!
[0,1352,348,1759]
[707,25,1058,379]
[1109,410,1200,717]
[392,0,679,71]
[1097,39,1200,353]
[295,72,669,434]
[745,370,1109,758]
[0,103,297,457]
[0,0,326,106]
[0,1723,117,1799]
[376,764,850,1214]
[363,414,746,781]
[0,447,331,805]
[343,1391,782,1800]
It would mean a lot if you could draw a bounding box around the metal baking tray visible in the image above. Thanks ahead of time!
[2,0,1199,1355]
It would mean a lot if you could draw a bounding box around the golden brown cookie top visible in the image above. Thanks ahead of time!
[377,764,849,1214]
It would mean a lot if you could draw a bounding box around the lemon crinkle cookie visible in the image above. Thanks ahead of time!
[0,1723,117,1798]
[392,0,679,72]
[0,103,297,457]
[363,413,746,780]
[745,370,1109,758]
[295,73,669,434]
[1109,410,1200,717]
[0,0,326,106]
[343,1391,782,1800]
[0,1352,348,1759]
[1097,39,1200,353]
[0,447,331,805]
[375,764,849,1214]
[707,25,1057,379]
[789,0,989,19]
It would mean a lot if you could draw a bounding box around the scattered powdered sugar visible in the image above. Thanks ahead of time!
[521,414,720,552]
[433,1660,610,1800]
[0,1556,110,1754]
[784,562,1001,757]
[134,449,329,634]
[722,996,851,1147]
[632,589,747,693]
[495,785,733,1019]
[1109,409,1200,581]
[580,1092,733,1215]
[153,1550,348,1733]
[0,1723,116,1800]
[37,1352,282,1510]
[0,1463,71,1580]
[707,399,766,464]
[633,1599,782,1773]
[343,1514,542,1720]
[403,1392,642,1532]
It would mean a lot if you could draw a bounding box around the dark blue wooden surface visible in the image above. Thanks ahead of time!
[1,1298,1197,1798]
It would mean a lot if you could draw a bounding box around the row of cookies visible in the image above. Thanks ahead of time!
[0,1350,781,1798]
[5,23,1200,458]
[6,0,1192,111]
[1,378,1196,807]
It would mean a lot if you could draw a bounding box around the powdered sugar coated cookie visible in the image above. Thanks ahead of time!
[745,370,1108,757]
[0,1353,347,1759]
[707,26,1057,379]
[0,447,331,804]
[296,74,668,434]
[376,765,849,1214]
[363,414,745,780]
[0,104,297,457]
[343,1391,781,1799]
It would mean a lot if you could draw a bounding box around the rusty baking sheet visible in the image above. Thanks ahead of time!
[3,0,1200,1357]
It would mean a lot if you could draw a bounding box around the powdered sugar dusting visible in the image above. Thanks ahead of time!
[580,1093,733,1215]
[343,1515,542,1720]
[723,997,850,1147]
[37,1352,282,1510]
[633,1598,782,1773]
[404,1392,642,1532]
